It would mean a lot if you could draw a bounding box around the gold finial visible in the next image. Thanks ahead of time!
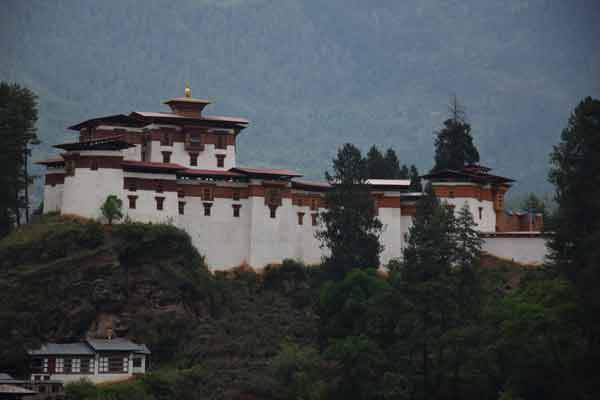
[184,83,192,98]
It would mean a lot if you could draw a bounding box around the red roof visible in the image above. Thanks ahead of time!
[54,135,135,151]
[231,167,303,178]
[179,168,246,178]
[131,111,249,125]
[121,160,185,172]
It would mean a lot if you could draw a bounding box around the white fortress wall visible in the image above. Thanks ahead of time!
[441,197,496,232]
[378,206,404,265]
[482,236,548,265]
[43,183,64,213]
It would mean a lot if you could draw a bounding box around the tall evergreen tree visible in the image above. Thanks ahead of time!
[383,148,402,179]
[0,82,39,236]
[317,143,383,279]
[433,97,479,171]
[366,145,387,179]
[408,165,422,192]
[548,96,600,353]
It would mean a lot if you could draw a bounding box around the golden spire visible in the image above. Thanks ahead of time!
[184,83,192,98]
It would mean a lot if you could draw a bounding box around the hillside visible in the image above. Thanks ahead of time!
[0,215,318,399]
[2,0,600,204]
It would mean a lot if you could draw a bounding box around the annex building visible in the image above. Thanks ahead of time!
[38,87,546,269]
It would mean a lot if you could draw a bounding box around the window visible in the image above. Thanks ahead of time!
[65,160,75,176]
[203,202,213,216]
[269,205,277,219]
[161,132,172,146]
[162,151,172,163]
[155,196,165,211]
[232,189,240,201]
[55,358,64,373]
[98,357,108,373]
[216,154,226,168]
[128,181,137,192]
[133,358,142,368]
[156,183,163,193]
[232,204,241,217]
[70,358,81,373]
[217,135,226,149]
[478,207,483,220]
[310,198,318,211]
[91,160,99,171]
[178,190,185,198]
[128,195,137,209]
[81,358,93,373]
[311,213,318,226]
[202,188,213,201]
[106,356,128,373]
[141,150,147,161]
[189,152,198,166]
[449,190,454,198]
[178,201,185,215]
[297,212,305,225]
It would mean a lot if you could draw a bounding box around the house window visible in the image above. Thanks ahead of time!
[216,154,226,168]
[232,204,241,218]
[478,207,483,220]
[297,212,305,225]
[141,150,147,161]
[70,358,81,373]
[269,205,277,219]
[65,160,75,176]
[203,202,213,216]
[217,135,226,149]
[189,152,198,166]
[106,356,128,373]
[128,195,137,209]
[91,160,99,171]
[202,188,213,201]
[311,213,318,226]
[98,357,108,373]
[81,358,93,373]
[178,190,185,198]
[232,189,240,201]
[133,358,142,368]
[178,201,185,215]
[156,183,163,193]
[449,190,454,198]
[155,196,165,210]
[310,198,318,211]
[162,151,172,163]
[55,358,64,373]
[128,181,137,192]
[161,132,172,146]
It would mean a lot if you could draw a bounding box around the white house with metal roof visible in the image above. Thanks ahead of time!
[27,338,150,384]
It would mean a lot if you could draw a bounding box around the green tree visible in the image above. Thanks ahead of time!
[383,148,402,179]
[0,82,39,236]
[408,165,422,192]
[433,97,479,171]
[366,145,387,178]
[100,195,123,225]
[547,96,600,391]
[271,343,323,400]
[317,143,383,279]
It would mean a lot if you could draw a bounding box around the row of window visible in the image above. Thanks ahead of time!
[160,151,226,167]
[126,195,318,223]
[160,132,228,149]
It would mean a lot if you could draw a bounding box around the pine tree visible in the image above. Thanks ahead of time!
[383,148,402,179]
[408,165,422,192]
[366,145,387,178]
[548,96,600,353]
[0,82,39,236]
[317,143,383,279]
[433,97,479,171]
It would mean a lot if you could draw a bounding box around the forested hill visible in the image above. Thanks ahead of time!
[2,0,600,201]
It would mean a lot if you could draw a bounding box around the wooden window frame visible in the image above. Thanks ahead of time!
[178,201,186,215]
[91,160,99,171]
[128,195,138,209]
[161,151,172,164]
[189,152,198,166]
[155,196,165,211]
[203,202,213,216]
[216,154,226,168]
[216,135,226,150]
[269,205,277,219]
[478,207,483,220]
[311,213,318,226]
[297,212,305,225]
[232,204,241,218]
[232,189,241,201]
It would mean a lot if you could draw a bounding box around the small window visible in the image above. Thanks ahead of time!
[91,160,99,171]
[133,358,142,368]
[203,202,212,216]
[55,358,64,373]
[297,212,305,225]
[311,213,318,226]
[155,196,165,211]
[449,190,454,198]
[189,152,198,166]
[232,189,240,201]
[98,357,108,373]
[177,190,185,198]
[156,183,163,193]
[202,188,213,201]
[478,207,483,220]
[217,135,226,149]
[310,198,318,211]
[162,151,172,163]
[128,195,137,209]
[71,358,81,373]
[269,205,277,219]
[178,201,185,215]
[161,132,172,146]
[129,181,137,192]
[216,154,226,168]
[232,204,241,218]
[141,150,147,161]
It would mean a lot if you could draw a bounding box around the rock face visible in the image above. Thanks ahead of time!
[0,215,215,374]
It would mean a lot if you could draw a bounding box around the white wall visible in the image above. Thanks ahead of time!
[441,198,496,233]
[379,207,404,264]
[483,236,548,265]
[43,183,64,213]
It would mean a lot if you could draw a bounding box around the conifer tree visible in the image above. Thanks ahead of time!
[548,96,600,351]
[366,145,387,179]
[408,165,422,192]
[433,97,479,171]
[0,82,39,236]
[383,148,402,179]
[317,143,383,279]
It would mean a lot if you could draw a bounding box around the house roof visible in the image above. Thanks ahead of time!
[27,343,95,356]
[178,168,246,178]
[35,157,65,167]
[292,179,331,191]
[54,136,135,151]
[131,111,249,126]
[121,160,185,173]
[68,114,147,131]
[421,165,514,185]
[0,384,37,394]
[0,373,16,382]
[86,338,151,354]
[231,167,303,179]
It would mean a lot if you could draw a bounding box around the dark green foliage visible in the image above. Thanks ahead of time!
[270,343,323,400]
[0,82,39,235]
[433,99,479,171]
[408,165,422,192]
[547,96,600,396]
[318,144,383,279]
[100,194,123,225]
